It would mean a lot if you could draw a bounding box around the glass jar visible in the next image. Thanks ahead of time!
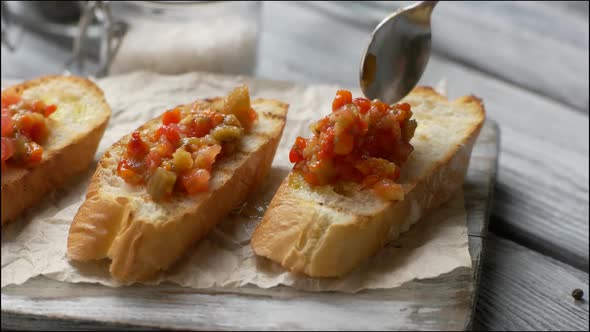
[74,1,262,77]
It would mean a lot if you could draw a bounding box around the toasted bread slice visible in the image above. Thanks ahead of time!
[1,76,111,225]
[251,87,485,278]
[67,97,288,283]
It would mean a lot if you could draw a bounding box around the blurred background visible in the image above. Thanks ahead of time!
[1,1,589,330]
[2,1,588,111]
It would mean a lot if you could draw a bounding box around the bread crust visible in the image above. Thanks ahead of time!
[67,98,288,283]
[251,87,485,277]
[1,76,111,225]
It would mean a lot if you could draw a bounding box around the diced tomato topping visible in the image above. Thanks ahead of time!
[302,170,320,186]
[116,87,256,200]
[180,168,211,195]
[145,150,163,173]
[289,136,307,163]
[396,102,411,112]
[332,89,353,112]
[1,94,21,108]
[25,142,43,167]
[352,97,371,114]
[44,104,57,117]
[1,109,14,137]
[291,89,417,201]
[289,147,303,164]
[32,119,48,142]
[394,103,412,122]
[162,108,181,125]
[193,144,222,169]
[17,114,48,143]
[117,159,144,184]
[16,115,33,136]
[373,179,404,201]
[318,128,335,160]
[1,93,56,168]
[184,118,214,138]
[335,133,354,155]
[371,99,388,113]
[32,101,45,113]
[197,109,225,129]
[127,132,149,158]
[155,140,175,158]
[1,137,14,169]
[155,124,181,145]
[295,136,307,150]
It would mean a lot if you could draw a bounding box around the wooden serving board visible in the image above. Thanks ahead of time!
[1,117,499,331]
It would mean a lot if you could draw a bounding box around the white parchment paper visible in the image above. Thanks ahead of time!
[1,71,471,292]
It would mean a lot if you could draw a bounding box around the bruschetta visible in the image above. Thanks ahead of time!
[1,76,111,225]
[251,87,485,277]
[67,85,288,283]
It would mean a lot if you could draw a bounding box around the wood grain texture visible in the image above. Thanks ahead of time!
[0,115,499,332]
[302,1,590,112]
[423,56,589,271]
[473,233,589,331]
[0,270,472,331]
[465,122,498,239]
[257,1,589,271]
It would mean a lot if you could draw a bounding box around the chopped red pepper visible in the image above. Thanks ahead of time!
[289,136,307,163]
[352,97,371,114]
[332,89,353,112]
[318,127,335,160]
[155,124,182,145]
[1,93,56,168]
[162,108,181,125]
[180,168,211,195]
[117,159,144,184]
[127,132,149,158]
[44,104,57,117]
[1,109,14,137]
[1,94,21,108]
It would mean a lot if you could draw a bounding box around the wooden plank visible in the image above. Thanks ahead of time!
[257,1,589,270]
[1,268,473,331]
[464,122,499,330]
[464,121,498,238]
[473,233,589,331]
[302,1,590,112]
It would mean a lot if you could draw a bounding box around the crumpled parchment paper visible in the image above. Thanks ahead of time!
[1,71,471,292]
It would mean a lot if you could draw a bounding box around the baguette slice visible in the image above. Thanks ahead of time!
[251,87,485,278]
[67,96,288,283]
[1,76,111,225]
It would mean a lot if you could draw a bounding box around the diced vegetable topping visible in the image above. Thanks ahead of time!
[1,92,56,170]
[116,85,257,201]
[289,90,418,200]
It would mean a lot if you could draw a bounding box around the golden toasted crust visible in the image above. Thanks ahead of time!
[1,76,111,225]
[67,98,288,283]
[251,87,485,277]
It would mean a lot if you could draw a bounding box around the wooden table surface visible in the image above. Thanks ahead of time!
[1,1,589,330]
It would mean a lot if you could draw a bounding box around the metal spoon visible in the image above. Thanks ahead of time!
[359,1,438,104]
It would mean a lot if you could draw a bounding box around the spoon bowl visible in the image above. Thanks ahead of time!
[360,1,437,104]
